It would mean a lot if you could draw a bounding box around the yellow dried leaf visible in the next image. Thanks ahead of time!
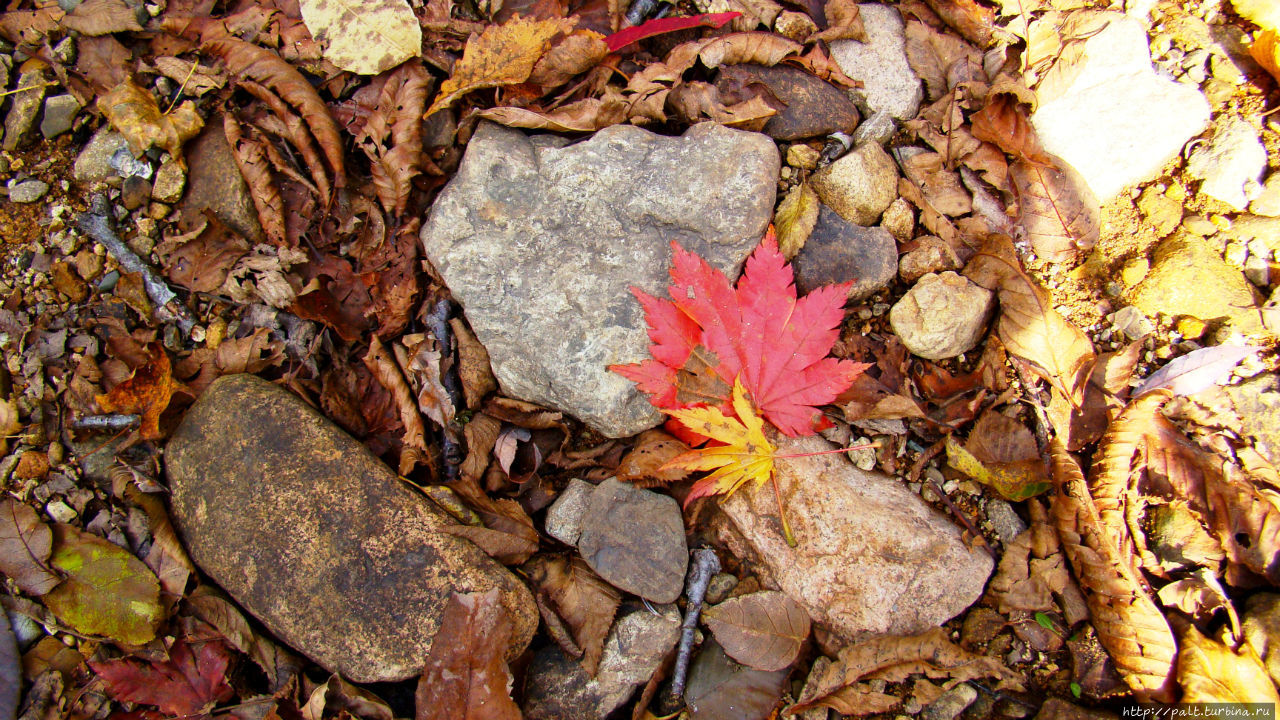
[1179,624,1280,703]
[99,80,203,166]
[1252,29,1280,82]
[945,435,1050,501]
[1233,0,1280,31]
[663,378,776,503]
[427,15,574,116]
[299,0,421,75]
[774,181,819,259]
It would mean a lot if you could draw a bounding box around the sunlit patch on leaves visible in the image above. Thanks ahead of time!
[299,0,421,75]
[945,435,1049,501]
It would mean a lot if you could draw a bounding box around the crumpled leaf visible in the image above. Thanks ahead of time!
[1048,439,1177,703]
[477,95,630,131]
[524,555,620,676]
[364,334,428,475]
[703,590,810,671]
[299,0,421,75]
[1133,345,1261,398]
[810,0,866,42]
[787,627,1022,715]
[304,673,395,720]
[667,82,779,131]
[604,11,740,51]
[99,80,203,166]
[1009,156,1100,262]
[89,638,236,717]
[95,342,183,440]
[774,181,819,260]
[357,62,433,218]
[970,90,1052,164]
[611,230,867,437]
[427,15,575,116]
[965,234,1095,409]
[42,524,164,646]
[946,434,1048,501]
[415,589,522,720]
[60,0,142,35]
[617,429,692,486]
[664,31,803,75]
[0,612,17,720]
[450,318,498,409]
[0,500,60,596]
[662,378,776,504]
[1047,339,1142,451]
[1178,624,1280,703]
[529,30,609,88]
[187,586,303,692]
[223,113,286,248]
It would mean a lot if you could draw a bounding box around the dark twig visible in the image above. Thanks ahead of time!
[665,547,720,708]
[77,194,196,336]
[71,413,141,433]
[425,299,465,482]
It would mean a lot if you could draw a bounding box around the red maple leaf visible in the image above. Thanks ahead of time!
[89,639,235,717]
[610,230,869,436]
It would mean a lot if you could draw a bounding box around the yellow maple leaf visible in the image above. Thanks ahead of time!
[426,15,575,117]
[663,378,776,503]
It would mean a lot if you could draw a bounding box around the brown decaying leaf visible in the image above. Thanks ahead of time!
[415,589,522,720]
[358,62,433,217]
[787,627,1022,715]
[304,673,395,720]
[90,638,236,717]
[462,413,503,484]
[223,113,287,247]
[985,500,1084,619]
[125,487,195,608]
[359,217,422,338]
[970,92,1053,165]
[529,29,609,88]
[1047,339,1142,451]
[902,18,981,101]
[99,80,204,166]
[664,31,803,75]
[0,8,62,46]
[187,586,302,691]
[428,15,576,116]
[1178,624,1280,703]
[399,335,455,428]
[524,555,621,676]
[703,590,810,671]
[1253,30,1280,82]
[1009,156,1100,262]
[0,500,60,596]
[616,429,691,486]
[477,95,629,132]
[61,0,141,35]
[964,234,1095,409]
[810,0,866,42]
[364,334,428,475]
[450,318,498,409]
[238,79,333,201]
[157,214,251,294]
[203,37,346,186]
[774,181,819,260]
[95,342,183,440]
[898,150,972,217]
[666,81,778,131]
[921,0,996,46]
[1048,439,1177,703]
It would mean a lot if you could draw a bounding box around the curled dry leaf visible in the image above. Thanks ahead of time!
[1047,339,1142,451]
[970,91,1052,164]
[239,80,333,201]
[95,342,183,441]
[60,0,142,35]
[964,235,1096,409]
[450,318,498,409]
[1009,156,1100,262]
[0,500,60,596]
[299,0,421,75]
[1178,624,1280,703]
[666,82,779,131]
[810,0,867,42]
[616,429,692,486]
[42,524,164,646]
[702,590,810,671]
[364,334,428,475]
[477,95,630,132]
[529,30,609,88]
[787,627,1021,715]
[304,673,395,720]
[126,486,195,607]
[223,114,287,247]
[664,31,803,75]
[523,555,621,676]
[187,586,302,691]
[1048,439,1177,703]
[921,0,998,46]
[1133,345,1261,398]
[203,37,346,186]
[99,80,203,166]
[427,15,576,116]
[946,436,1048,501]
[415,589,522,720]
[774,181,819,260]
[358,62,432,217]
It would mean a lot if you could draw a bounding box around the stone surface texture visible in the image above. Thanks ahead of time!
[898,236,960,283]
[4,68,46,151]
[793,205,896,301]
[714,64,859,141]
[8,179,49,204]
[1129,232,1260,330]
[576,478,688,603]
[890,272,994,360]
[809,140,899,226]
[73,128,131,187]
[152,160,187,203]
[716,434,994,640]
[165,374,538,683]
[1186,117,1267,211]
[39,94,80,139]
[1030,13,1210,201]
[1252,173,1280,217]
[523,603,680,720]
[422,121,778,437]
[544,477,593,546]
[829,4,922,121]
[179,120,266,243]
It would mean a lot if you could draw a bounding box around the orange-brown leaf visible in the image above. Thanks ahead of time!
[99,80,203,166]
[95,342,182,440]
[427,15,575,116]
[415,589,522,720]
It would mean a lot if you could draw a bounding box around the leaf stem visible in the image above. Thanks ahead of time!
[771,476,796,547]
[773,441,878,459]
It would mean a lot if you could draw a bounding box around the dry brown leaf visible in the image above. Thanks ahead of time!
[898,151,972,217]
[788,627,1021,714]
[363,63,432,217]
[616,429,691,486]
[524,555,620,675]
[529,29,609,88]
[364,334,428,475]
[0,500,60,596]
[903,18,982,101]
[96,342,183,440]
[0,8,62,46]
[400,335,455,428]
[664,31,802,75]
[415,590,522,720]
[124,486,195,610]
[450,318,497,409]
[60,0,142,35]
[427,15,575,116]
[921,0,997,46]
[223,114,286,247]
[462,413,502,483]
[239,80,333,201]
[152,57,225,97]
[1009,157,1100,262]
[476,96,630,132]
[775,181,819,260]
[99,80,203,166]
[1046,339,1141,451]
[157,214,251,294]
[964,234,1095,409]
[666,82,778,131]
[203,37,346,186]
[1048,438,1177,703]
[810,0,867,42]
[970,92,1052,165]
[1178,624,1280,703]
[703,591,810,672]
[299,0,421,75]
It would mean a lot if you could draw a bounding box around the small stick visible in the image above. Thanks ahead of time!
[665,547,720,709]
[424,299,464,482]
[71,414,140,433]
[77,195,196,336]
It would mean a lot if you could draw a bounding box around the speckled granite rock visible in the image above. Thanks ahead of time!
[165,374,537,683]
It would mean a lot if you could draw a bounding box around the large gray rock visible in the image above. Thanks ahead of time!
[165,374,538,683]
[829,4,922,121]
[422,121,778,437]
[1030,13,1209,201]
[715,434,993,641]
[577,478,688,603]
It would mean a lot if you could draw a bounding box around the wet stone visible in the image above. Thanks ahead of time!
[793,204,897,301]
[714,64,859,141]
[164,374,538,683]
[576,478,688,603]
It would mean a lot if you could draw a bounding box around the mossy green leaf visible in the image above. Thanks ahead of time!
[42,524,163,645]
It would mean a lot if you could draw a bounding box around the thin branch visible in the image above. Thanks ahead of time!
[665,547,720,709]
